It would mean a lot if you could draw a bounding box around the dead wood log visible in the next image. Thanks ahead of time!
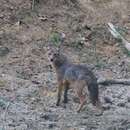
[98,78,130,85]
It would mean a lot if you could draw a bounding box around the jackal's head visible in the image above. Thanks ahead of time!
[46,45,67,68]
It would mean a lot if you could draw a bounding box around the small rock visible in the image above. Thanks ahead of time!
[0,80,6,88]
[79,128,86,130]
[82,23,91,30]
[0,14,4,18]
[48,123,56,129]
[15,124,27,130]
[73,97,80,103]
[126,103,130,108]
[117,102,125,107]
[38,16,48,21]
[40,113,58,121]
[40,114,50,120]
[127,96,130,102]
[32,80,41,84]
[72,24,81,32]
[0,47,9,57]
[107,126,118,130]
[104,96,113,104]
[0,30,4,35]
[0,98,8,109]
[102,104,111,110]
[8,123,16,127]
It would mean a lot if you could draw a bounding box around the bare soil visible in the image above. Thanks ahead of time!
[0,0,130,130]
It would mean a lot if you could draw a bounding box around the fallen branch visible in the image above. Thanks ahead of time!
[98,78,130,86]
[107,23,130,51]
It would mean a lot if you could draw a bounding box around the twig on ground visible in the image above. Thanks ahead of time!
[2,101,12,130]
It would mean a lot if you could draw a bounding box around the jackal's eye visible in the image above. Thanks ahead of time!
[53,53,59,57]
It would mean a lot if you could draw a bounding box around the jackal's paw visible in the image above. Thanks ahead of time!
[63,104,66,108]
[56,102,60,106]
[63,99,68,104]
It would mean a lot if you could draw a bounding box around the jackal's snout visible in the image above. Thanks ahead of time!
[50,58,53,62]
[46,46,59,61]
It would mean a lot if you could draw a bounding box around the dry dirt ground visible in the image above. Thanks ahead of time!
[0,0,130,130]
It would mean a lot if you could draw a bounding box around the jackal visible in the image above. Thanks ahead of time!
[47,46,101,112]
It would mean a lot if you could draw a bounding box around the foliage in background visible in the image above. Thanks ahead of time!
[49,32,62,47]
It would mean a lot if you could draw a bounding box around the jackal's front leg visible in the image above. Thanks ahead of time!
[56,82,63,106]
[63,82,69,104]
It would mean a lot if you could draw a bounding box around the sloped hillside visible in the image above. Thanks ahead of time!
[0,0,130,130]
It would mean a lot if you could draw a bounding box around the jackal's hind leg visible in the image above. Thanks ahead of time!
[77,95,86,113]
[75,81,87,112]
